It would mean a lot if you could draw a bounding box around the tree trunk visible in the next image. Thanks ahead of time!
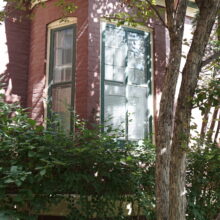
[169,1,220,219]
[156,1,187,219]
[156,43,184,220]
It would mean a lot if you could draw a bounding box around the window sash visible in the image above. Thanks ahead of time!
[48,24,76,131]
[101,24,152,140]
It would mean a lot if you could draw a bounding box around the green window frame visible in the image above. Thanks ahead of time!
[101,23,153,140]
[47,24,76,131]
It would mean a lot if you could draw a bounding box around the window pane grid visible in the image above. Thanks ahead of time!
[52,28,73,84]
[48,25,75,131]
[102,24,151,140]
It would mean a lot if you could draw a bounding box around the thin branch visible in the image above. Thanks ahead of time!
[214,115,220,143]
[195,0,202,9]
[201,51,220,67]
[174,0,180,14]
[174,0,187,31]
[145,0,168,29]
[207,106,219,141]
[165,0,175,32]
[200,103,211,140]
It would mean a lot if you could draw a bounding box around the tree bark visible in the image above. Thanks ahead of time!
[214,114,220,143]
[200,103,211,140]
[207,106,219,141]
[169,1,220,219]
[156,1,187,219]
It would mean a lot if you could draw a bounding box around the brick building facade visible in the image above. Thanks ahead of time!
[1,0,172,138]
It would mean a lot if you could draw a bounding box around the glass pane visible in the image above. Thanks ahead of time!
[114,67,125,82]
[114,28,126,48]
[114,45,127,67]
[135,53,145,70]
[127,85,148,140]
[105,26,126,48]
[104,26,127,83]
[52,85,72,131]
[53,28,73,83]
[127,68,146,85]
[105,47,114,65]
[105,66,125,82]
[127,51,135,68]
[104,84,126,134]
[105,26,115,47]
[127,51,145,71]
[127,32,145,71]
[103,26,150,140]
[105,65,114,81]
[127,32,145,53]
[127,68,135,83]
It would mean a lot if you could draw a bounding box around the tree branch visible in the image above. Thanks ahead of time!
[214,115,220,143]
[207,106,219,141]
[201,51,220,67]
[165,0,175,32]
[174,0,187,31]
[145,0,168,28]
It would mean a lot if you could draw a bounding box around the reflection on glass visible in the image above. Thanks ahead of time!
[127,69,146,85]
[105,66,125,82]
[114,67,125,82]
[114,45,127,67]
[127,85,148,140]
[114,28,126,47]
[105,47,114,65]
[127,49,145,70]
[104,27,127,83]
[52,85,71,131]
[105,65,114,81]
[105,26,126,47]
[104,84,126,135]
[103,25,150,140]
[53,28,73,83]
[127,32,145,53]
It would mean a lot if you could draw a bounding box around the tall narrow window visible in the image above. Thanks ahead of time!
[48,24,76,131]
[101,24,152,140]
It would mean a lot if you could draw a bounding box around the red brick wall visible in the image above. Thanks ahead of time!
[87,0,125,122]
[87,0,166,130]
[27,0,89,122]
[27,0,166,126]
[149,8,167,134]
[3,6,30,107]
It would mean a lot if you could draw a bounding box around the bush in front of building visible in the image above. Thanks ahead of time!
[0,95,156,220]
[1,94,220,220]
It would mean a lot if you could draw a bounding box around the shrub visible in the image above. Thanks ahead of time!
[0,96,155,220]
[186,140,220,220]
[1,94,219,220]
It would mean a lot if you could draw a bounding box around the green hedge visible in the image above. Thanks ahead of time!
[0,97,155,219]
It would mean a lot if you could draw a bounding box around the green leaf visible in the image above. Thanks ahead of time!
[28,151,36,158]
[4,178,14,184]
[27,119,36,126]
[40,169,46,176]
[10,166,18,173]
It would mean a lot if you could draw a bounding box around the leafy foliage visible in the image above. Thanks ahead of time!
[0,96,155,219]
[186,141,220,220]
[194,78,220,113]
[0,0,78,22]
[108,0,164,28]
[0,94,220,219]
[188,68,220,219]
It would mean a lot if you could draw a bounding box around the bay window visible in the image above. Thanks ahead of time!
[101,23,153,140]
